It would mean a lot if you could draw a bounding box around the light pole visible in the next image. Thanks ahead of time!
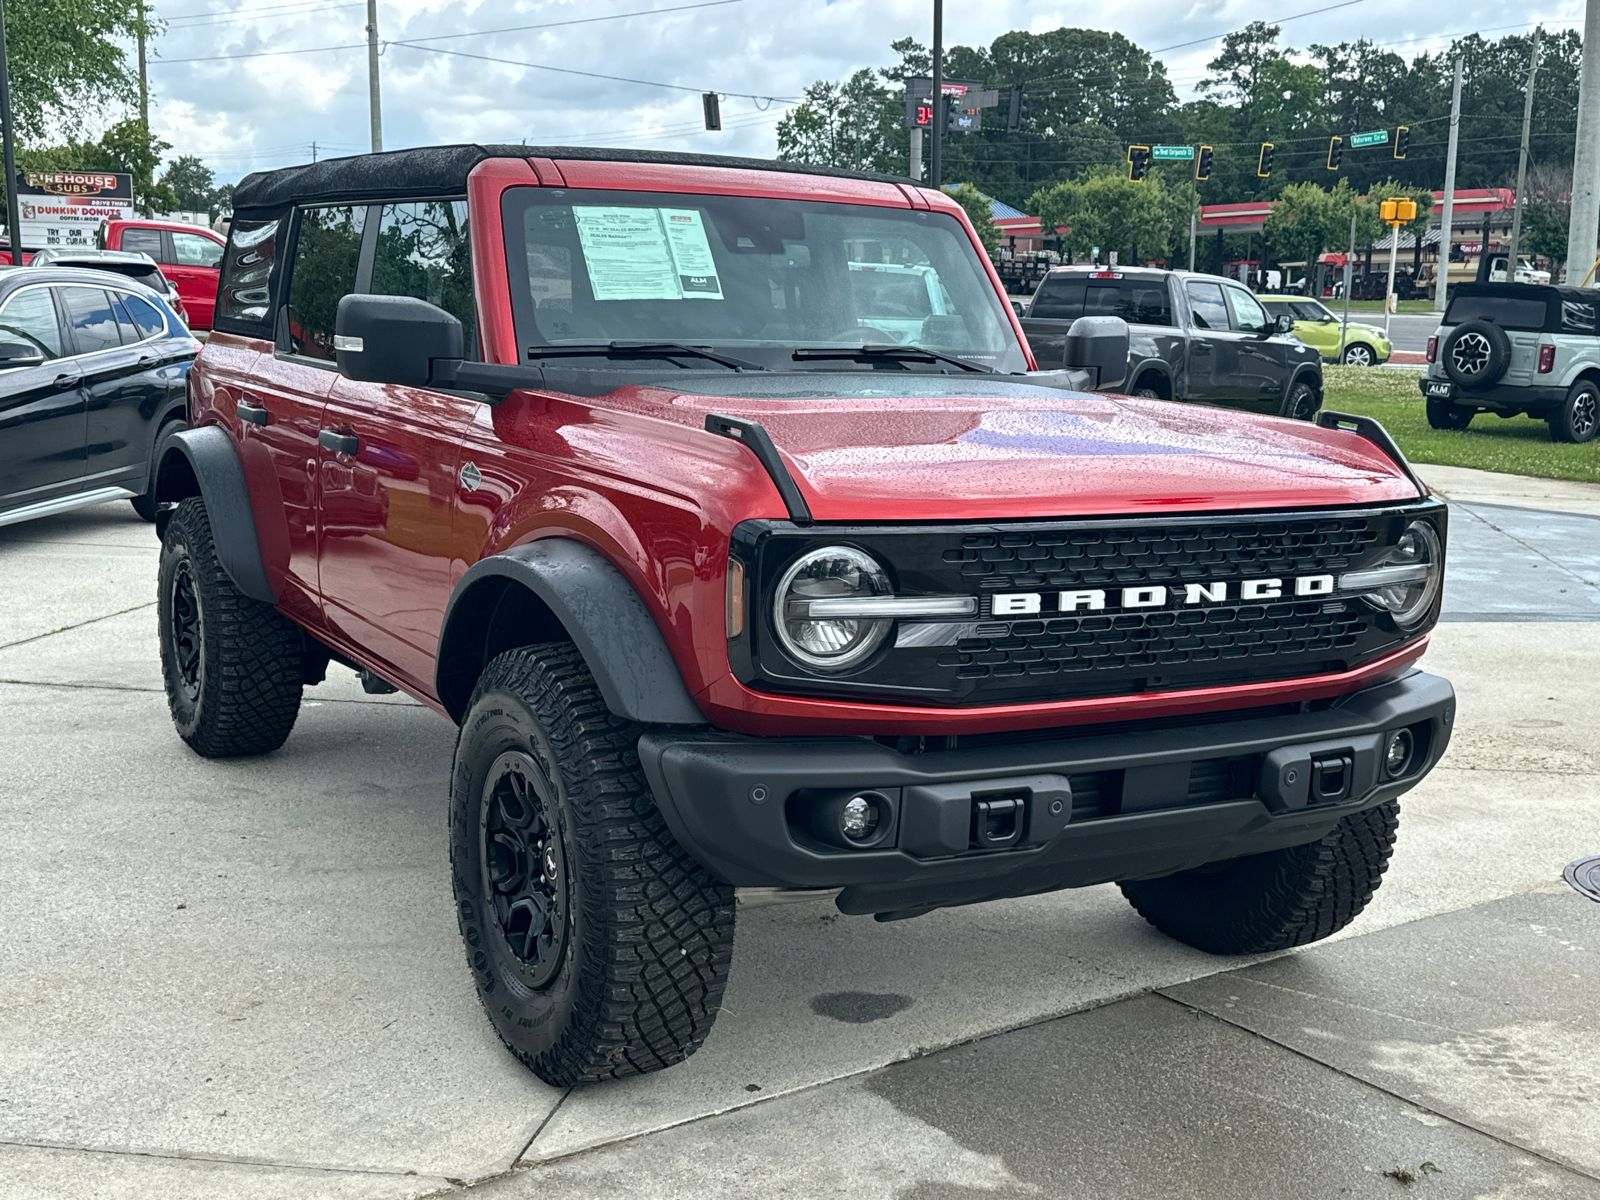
[0,0,22,261]
[928,0,943,190]
[1569,0,1600,282]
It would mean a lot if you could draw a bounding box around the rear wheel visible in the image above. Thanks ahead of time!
[449,644,735,1086]
[1549,380,1600,444]
[1426,395,1474,431]
[1130,373,1168,400]
[158,498,304,757]
[1119,800,1399,954]
[1340,343,1375,367]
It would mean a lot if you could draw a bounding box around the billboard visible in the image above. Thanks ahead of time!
[903,78,989,132]
[11,171,135,250]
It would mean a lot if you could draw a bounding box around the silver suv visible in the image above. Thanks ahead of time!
[1421,282,1600,443]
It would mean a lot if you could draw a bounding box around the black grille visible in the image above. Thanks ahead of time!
[731,503,1445,708]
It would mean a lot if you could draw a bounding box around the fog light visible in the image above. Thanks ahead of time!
[1384,729,1415,778]
[840,793,881,842]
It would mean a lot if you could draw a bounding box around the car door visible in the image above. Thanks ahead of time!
[168,229,226,331]
[317,198,478,692]
[1180,279,1235,402]
[55,284,173,496]
[0,283,88,517]
[1221,283,1288,413]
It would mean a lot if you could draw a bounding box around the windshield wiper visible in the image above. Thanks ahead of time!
[526,341,765,371]
[790,343,993,373]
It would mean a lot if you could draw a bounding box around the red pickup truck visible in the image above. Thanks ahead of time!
[149,145,1453,1087]
[100,218,226,331]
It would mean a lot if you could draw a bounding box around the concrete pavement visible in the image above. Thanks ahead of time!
[0,463,1596,1198]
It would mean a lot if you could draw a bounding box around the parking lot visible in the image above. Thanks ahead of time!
[2,464,1598,1199]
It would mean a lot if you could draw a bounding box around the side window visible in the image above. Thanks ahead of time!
[120,228,166,260]
[1224,286,1268,333]
[217,217,282,332]
[60,287,127,354]
[0,288,64,359]
[286,205,367,362]
[173,231,224,268]
[119,292,169,339]
[369,200,476,354]
[1185,281,1230,331]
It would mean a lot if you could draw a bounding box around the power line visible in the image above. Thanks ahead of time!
[393,0,742,47]
[162,3,362,28]
[159,0,354,22]
[1149,0,1369,54]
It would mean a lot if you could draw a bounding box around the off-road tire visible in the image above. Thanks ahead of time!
[1549,379,1600,444]
[1130,372,1168,401]
[449,644,735,1087]
[1426,395,1474,431]
[1118,800,1399,955]
[157,497,303,757]
[1282,380,1321,421]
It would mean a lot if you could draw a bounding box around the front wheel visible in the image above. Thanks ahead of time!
[1549,379,1600,443]
[1282,380,1321,421]
[450,644,735,1087]
[1118,801,1399,954]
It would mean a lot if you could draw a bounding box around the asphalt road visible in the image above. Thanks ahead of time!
[1380,310,1442,354]
[1,466,1597,1198]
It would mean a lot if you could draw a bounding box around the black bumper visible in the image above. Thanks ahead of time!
[1420,377,1566,413]
[638,672,1455,916]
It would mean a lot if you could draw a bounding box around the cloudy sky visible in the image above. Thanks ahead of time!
[139,0,1587,184]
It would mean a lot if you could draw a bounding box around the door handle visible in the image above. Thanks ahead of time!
[236,400,269,427]
[52,372,80,390]
[137,354,160,370]
[318,428,360,456]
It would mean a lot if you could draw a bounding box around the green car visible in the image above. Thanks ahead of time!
[1259,295,1392,366]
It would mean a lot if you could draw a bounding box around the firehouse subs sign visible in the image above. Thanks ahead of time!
[11,171,135,250]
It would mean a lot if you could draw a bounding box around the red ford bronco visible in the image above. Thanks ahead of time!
[150,146,1453,1087]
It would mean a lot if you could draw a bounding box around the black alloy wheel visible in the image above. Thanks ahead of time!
[481,750,570,990]
[168,559,203,705]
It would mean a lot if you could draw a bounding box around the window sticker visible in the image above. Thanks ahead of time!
[572,206,724,301]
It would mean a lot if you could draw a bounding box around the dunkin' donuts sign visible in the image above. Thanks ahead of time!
[11,170,135,250]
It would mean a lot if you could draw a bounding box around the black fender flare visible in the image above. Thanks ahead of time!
[1125,357,1174,398]
[436,539,707,727]
[152,424,275,604]
[1283,362,1324,409]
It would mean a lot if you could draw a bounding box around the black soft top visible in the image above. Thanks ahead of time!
[1450,280,1598,306]
[232,144,915,217]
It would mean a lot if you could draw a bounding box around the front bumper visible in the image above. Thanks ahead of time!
[1419,376,1567,413]
[639,671,1454,916]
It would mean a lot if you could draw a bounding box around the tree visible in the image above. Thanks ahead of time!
[4,0,150,141]
[776,70,900,174]
[947,184,999,253]
[162,156,218,214]
[19,119,176,215]
[1028,168,1189,265]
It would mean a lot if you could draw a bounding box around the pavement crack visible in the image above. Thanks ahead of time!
[1455,502,1600,595]
[0,602,156,652]
[0,1136,451,1182]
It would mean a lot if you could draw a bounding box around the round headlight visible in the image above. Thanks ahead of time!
[1363,520,1442,627]
[772,546,892,672]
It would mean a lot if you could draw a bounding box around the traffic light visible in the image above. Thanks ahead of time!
[1393,124,1409,159]
[1326,135,1343,171]
[1128,145,1151,182]
[943,93,961,131]
[1007,84,1028,131]
[1194,145,1214,181]
[1256,142,1274,177]
[1397,197,1417,222]
[702,92,721,131]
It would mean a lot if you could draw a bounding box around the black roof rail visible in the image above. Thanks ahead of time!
[704,413,812,524]
[1315,410,1427,497]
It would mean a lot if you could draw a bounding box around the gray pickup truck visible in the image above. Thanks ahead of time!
[1020,265,1325,419]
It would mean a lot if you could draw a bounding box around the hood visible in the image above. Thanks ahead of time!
[632,374,1422,521]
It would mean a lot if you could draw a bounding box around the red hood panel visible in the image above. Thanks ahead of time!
[633,377,1421,520]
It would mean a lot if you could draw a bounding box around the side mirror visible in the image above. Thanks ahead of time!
[334,294,543,402]
[0,341,45,369]
[1060,315,1129,391]
[1271,313,1295,335]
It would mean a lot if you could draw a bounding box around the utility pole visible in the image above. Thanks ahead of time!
[1339,209,1357,359]
[365,0,383,152]
[136,0,149,142]
[1188,201,1197,271]
[0,0,21,262]
[929,0,944,191]
[1508,28,1541,272]
[311,141,319,163]
[908,126,923,180]
[1568,0,1600,283]
[1434,56,1463,311]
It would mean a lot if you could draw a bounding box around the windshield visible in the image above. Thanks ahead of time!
[502,187,1027,373]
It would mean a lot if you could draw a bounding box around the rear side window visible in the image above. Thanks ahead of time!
[369,199,476,355]
[1030,275,1172,325]
[119,228,165,259]
[286,205,367,361]
[120,292,169,339]
[216,217,282,334]
[1444,294,1549,332]
[60,286,126,354]
[173,231,223,268]
[1560,299,1598,335]
[0,287,64,358]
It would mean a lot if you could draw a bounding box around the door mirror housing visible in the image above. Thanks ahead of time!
[1059,314,1130,391]
[1271,313,1295,335]
[334,294,541,403]
[0,341,45,369]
